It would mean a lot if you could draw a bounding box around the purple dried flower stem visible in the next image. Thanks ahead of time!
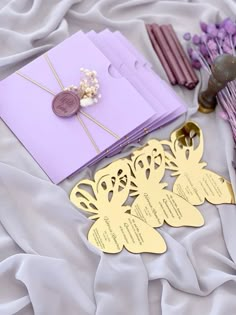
[228,81,236,99]
[200,35,215,61]
[188,42,211,71]
[207,45,216,61]
[185,18,236,143]
[218,86,236,142]
[229,35,235,55]
[224,98,235,122]
[192,47,211,73]
[215,38,223,54]
[218,105,236,142]
[198,56,211,73]
[231,81,236,99]
[228,102,236,124]
[222,85,231,99]
[221,88,234,111]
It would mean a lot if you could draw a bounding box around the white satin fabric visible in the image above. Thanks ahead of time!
[0,0,236,314]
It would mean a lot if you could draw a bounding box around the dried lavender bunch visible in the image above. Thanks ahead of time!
[184,18,236,144]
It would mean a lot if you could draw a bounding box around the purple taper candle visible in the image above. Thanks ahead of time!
[161,25,195,88]
[152,23,186,85]
[146,24,177,85]
[167,24,198,88]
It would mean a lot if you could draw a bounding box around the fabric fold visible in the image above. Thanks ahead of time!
[0,0,236,314]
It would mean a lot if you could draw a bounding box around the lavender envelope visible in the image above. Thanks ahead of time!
[84,30,185,158]
[89,30,186,130]
[86,31,166,152]
[114,31,152,68]
[88,31,166,122]
[86,31,186,155]
[0,31,157,183]
[114,30,186,120]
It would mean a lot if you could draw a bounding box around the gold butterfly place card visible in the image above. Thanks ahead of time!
[70,135,206,255]
[161,121,235,206]
[128,139,204,228]
[70,121,235,255]
[70,159,167,254]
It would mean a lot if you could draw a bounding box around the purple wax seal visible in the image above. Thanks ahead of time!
[52,91,80,117]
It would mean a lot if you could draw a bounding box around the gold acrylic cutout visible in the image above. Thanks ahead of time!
[161,121,235,206]
[129,139,204,228]
[70,159,167,254]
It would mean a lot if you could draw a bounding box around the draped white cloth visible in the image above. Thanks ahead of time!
[0,0,236,314]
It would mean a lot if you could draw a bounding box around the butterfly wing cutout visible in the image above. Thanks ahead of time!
[70,159,131,218]
[163,121,205,176]
[161,121,235,205]
[71,159,166,254]
[70,179,100,219]
[94,159,131,208]
[173,169,235,205]
[170,121,204,165]
[129,138,204,228]
[129,139,167,195]
[88,213,167,254]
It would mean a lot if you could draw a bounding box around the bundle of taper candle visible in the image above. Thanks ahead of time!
[146,24,198,89]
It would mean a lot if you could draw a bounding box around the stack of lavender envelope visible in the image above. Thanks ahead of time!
[0,30,186,184]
